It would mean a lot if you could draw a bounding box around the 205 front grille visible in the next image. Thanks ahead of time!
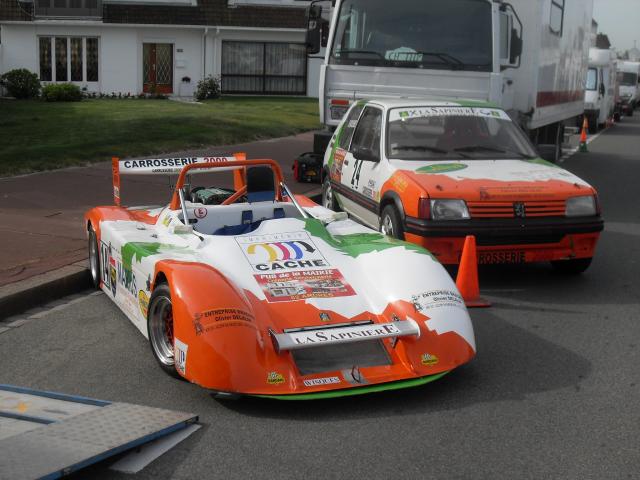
[468,200,566,219]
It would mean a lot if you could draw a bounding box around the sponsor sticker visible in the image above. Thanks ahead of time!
[267,372,285,385]
[287,323,401,347]
[478,251,526,265]
[411,290,466,312]
[416,163,468,174]
[303,376,341,387]
[194,207,208,219]
[192,308,255,335]
[421,353,439,366]
[391,107,512,122]
[138,290,150,318]
[237,232,329,272]
[174,338,188,375]
[254,269,356,303]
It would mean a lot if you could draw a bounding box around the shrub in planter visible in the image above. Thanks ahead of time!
[195,75,221,100]
[41,83,83,102]
[0,68,41,99]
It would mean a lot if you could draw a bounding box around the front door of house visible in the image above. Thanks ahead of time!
[143,43,173,94]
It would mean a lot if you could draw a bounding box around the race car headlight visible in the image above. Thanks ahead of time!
[566,196,597,217]
[430,199,470,221]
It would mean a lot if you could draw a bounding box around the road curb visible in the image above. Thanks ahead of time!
[0,260,92,320]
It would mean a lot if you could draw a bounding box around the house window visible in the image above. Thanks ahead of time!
[221,41,307,95]
[38,36,99,83]
[550,0,564,36]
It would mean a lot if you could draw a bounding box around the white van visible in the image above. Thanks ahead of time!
[584,48,617,132]
[617,61,640,116]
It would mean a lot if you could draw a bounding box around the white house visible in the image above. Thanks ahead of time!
[0,0,324,97]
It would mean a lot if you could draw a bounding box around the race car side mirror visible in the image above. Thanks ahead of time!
[352,146,380,163]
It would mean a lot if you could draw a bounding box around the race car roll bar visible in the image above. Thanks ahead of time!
[169,159,285,211]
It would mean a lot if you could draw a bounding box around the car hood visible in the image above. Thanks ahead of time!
[390,158,595,201]
[193,217,475,350]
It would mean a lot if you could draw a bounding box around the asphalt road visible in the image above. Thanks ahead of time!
[1,118,639,479]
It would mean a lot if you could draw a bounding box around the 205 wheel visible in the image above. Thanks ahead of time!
[551,258,593,275]
[88,225,101,290]
[147,283,182,379]
[380,205,404,240]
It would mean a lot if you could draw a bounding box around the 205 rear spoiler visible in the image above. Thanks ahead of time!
[111,153,246,206]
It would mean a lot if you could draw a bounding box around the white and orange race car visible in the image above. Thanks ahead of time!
[84,156,476,399]
[322,99,604,273]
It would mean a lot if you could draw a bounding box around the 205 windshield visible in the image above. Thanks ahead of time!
[330,0,493,71]
[387,107,538,161]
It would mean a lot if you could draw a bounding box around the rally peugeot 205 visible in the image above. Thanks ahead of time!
[84,155,476,399]
[322,99,604,273]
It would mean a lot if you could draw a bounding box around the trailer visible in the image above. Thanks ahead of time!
[617,60,640,116]
[584,48,617,132]
[300,0,594,174]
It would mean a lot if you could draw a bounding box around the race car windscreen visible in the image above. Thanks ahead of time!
[387,107,538,161]
[329,0,492,72]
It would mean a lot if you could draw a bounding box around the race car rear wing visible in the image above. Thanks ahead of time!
[111,153,246,206]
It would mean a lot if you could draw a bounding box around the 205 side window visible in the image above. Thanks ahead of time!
[338,104,365,150]
[350,107,383,160]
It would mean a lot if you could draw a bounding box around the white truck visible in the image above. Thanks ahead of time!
[584,48,617,132]
[617,60,640,116]
[302,0,594,168]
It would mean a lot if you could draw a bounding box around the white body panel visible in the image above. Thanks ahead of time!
[320,0,594,133]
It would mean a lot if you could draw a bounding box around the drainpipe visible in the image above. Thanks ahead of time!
[202,26,209,80]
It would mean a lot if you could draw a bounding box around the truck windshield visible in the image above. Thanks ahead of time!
[618,72,638,86]
[387,107,538,160]
[330,0,492,72]
[586,68,597,91]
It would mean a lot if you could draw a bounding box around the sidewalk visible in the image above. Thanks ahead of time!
[0,132,319,288]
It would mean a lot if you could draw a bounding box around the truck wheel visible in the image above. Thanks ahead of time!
[588,114,599,134]
[380,205,404,240]
[551,258,592,275]
[88,226,101,290]
[147,283,182,379]
[322,176,340,211]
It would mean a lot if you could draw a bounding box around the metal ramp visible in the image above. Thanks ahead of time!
[0,385,198,480]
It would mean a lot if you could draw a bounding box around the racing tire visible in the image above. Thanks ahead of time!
[380,205,405,241]
[551,258,593,275]
[88,225,101,290]
[322,176,340,212]
[147,283,182,379]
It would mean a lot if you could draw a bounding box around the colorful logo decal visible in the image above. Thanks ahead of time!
[138,290,149,318]
[421,353,439,366]
[267,372,285,385]
[255,270,355,303]
[194,207,208,219]
[237,232,329,272]
[416,164,468,174]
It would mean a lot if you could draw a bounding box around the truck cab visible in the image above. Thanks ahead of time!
[617,61,640,116]
[584,48,617,132]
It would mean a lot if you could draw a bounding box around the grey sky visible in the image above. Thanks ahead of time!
[593,0,640,51]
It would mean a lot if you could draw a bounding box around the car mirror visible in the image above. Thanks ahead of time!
[599,84,606,96]
[305,5,322,55]
[352,146,380,163]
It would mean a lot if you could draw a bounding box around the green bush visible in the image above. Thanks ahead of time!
[195,75,221,101]
[0,69,41,99]
[41,83,83,102]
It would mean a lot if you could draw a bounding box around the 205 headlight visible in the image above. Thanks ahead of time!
[566,196,597,217]
[430,199,470,221]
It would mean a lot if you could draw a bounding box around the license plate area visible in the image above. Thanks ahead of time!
[478,251,526,265]
[293,340,391,376]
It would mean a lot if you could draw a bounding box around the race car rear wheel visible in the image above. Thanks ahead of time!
[322,177,340,211]
[148,283,181,379]
[88,226,100,290]
[551,258,593,275]
[380,205,404,240]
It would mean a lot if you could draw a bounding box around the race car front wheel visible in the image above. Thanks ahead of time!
[148,283,182,379]
[380,205,404,240]
[551,258,593,275]
[88,225,100,290]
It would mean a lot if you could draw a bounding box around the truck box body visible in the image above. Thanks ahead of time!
[320,0,593,133]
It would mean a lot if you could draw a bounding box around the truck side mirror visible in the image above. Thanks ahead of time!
[509,28,523,65]
[305,5,323,55]
[599,83,606,96]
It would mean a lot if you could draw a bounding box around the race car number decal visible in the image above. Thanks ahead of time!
[478,251,526,265]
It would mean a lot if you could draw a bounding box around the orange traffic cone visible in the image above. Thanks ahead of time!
[456,235,491,308]
[579,117,589,153]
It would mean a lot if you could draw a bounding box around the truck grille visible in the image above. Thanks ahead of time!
[468,200,566,219]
